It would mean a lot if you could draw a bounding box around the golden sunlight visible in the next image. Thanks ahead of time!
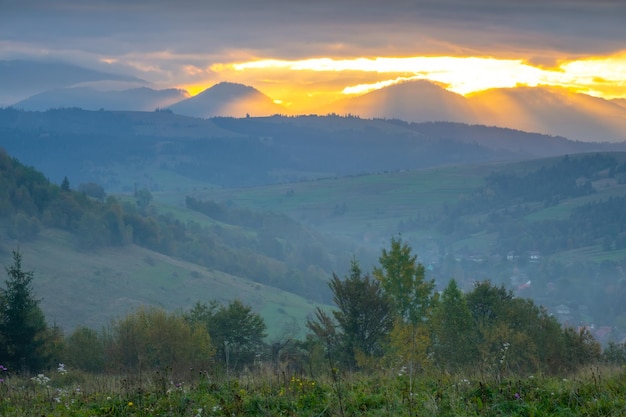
[233,56,546,95]
[188,52,626,112]
[180,84,211,96]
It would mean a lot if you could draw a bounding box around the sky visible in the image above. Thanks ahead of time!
[2,0,626,112]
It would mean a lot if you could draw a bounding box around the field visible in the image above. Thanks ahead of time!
[0,229,320,339]
[184,164,493,241]
[2,365,625,416]
[179,155,626,264]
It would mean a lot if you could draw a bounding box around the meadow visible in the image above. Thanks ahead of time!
[2,364,625,416]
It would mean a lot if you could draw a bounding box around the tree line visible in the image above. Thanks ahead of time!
[2,239,617,381]
[0,249,266,378]
[307,237,602,379]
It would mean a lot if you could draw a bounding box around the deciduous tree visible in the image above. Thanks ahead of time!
[373,237,434,325]
[186,300,266,372]
[329,260,393,368]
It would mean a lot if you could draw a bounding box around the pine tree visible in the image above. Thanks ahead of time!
[0,250,48,372]
[60,176,70,192]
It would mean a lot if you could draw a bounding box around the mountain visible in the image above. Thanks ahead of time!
[612,98,626,110]
[1,108,622,192]
[0,59,145,107]
[168,82,284,118]
[12,86,190,111]
[323,80,626,143]
[326,79,475,123]
[468,87,626,143]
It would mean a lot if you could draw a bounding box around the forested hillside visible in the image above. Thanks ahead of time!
[0,148,362,331]
[1,108,622,192]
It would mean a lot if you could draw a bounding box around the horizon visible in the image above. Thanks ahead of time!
[2,1,626,113]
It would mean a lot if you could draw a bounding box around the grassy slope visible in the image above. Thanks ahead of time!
[183,164,493,240]
[0,229,323,339]
[175,154,626,263]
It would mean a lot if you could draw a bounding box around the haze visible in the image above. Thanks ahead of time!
[2,0,626,112]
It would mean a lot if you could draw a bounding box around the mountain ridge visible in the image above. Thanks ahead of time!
[1,108,623,192]
[13,86,190,112]
[4,57,626,142]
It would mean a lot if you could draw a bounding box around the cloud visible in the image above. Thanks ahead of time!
[1,0,625,102]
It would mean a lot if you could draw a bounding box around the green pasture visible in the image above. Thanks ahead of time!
[0,229,323,339]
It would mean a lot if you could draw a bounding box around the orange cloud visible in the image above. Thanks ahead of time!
[183,51,626,113]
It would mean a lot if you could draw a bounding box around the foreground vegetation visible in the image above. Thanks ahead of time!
[1,365,626,416]
[4,238,624,416]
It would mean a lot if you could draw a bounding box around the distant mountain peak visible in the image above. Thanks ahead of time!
[193,82,267,99]
[169,81,282,118]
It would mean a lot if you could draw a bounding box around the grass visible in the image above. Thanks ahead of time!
[1,365,625,416]
[0,229,325,340]
[182,164,490,241]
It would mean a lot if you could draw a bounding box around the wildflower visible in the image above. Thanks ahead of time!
[31,374,50,386]
[128,401,134,407]
[57,363,67,375]
[0,365,7,371]
[514,393,521,400]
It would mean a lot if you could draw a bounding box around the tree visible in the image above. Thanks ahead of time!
[0,250,49,372]
[107,306,213,375]
[187,300,266,372]
[328,260,393,368]
[60,176,70,192]
[431,279,478,372]
[373,237,434,325]
[135,188,153,211]
[464,281,591,377]
[64,326,106,373]
[373,237,435,412]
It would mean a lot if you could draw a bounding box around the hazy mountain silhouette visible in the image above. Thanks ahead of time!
[612,98,626,110]
[1,108,622,191]
[0,60,145,106]
[168,82,284,118]
[326,80,475,123]
[468,87,626,143]
[13,87,190,111]
[322,80,626,143]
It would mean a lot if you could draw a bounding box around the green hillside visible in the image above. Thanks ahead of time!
[0,229,320,339]
[0,149,335,337]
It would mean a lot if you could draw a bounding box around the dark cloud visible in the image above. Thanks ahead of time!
[1,0,625,85]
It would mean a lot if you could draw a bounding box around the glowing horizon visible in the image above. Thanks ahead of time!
[176,52,626,112]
